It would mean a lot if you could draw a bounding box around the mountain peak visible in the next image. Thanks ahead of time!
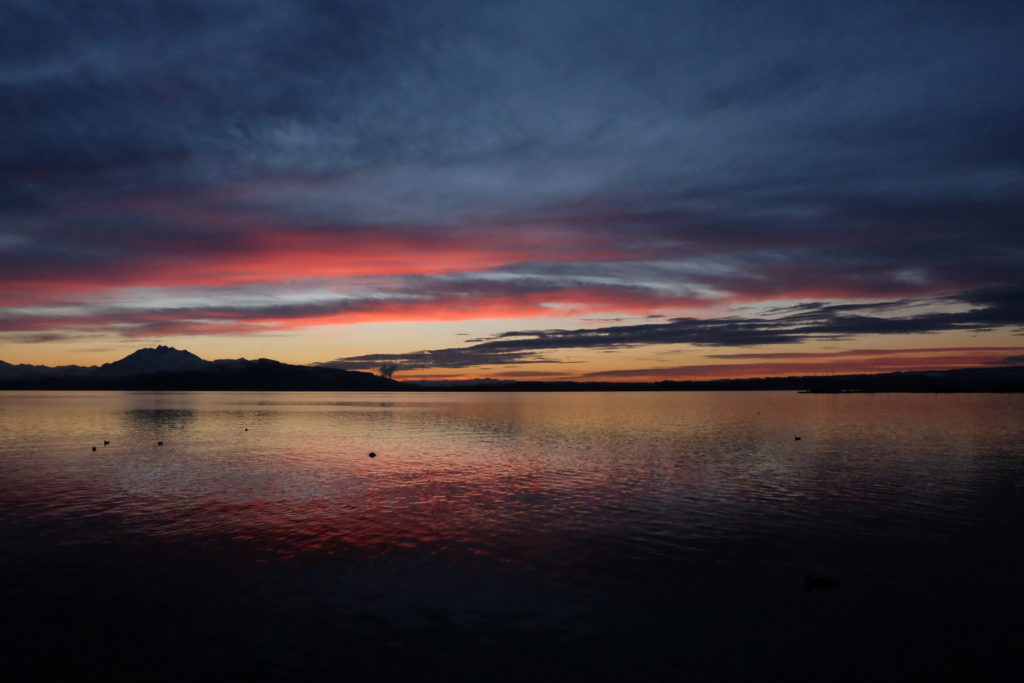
[103,346,209,375]
[115,345,202,361]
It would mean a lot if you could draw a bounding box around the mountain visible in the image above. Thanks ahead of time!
[100,345,210,376]
[0,346,407,391]
[0,359,92,381]
[410,378,519,387]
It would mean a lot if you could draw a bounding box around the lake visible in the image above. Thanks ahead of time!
[1,391,1022,681]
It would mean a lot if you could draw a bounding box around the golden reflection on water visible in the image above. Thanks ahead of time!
[2,390,1021,563]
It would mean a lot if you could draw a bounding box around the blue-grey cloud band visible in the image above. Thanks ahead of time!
[324,286,1024,370]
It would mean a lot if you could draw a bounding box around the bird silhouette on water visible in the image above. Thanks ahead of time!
[368,452,376,458]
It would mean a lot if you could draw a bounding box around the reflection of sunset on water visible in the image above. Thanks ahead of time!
[2,390,1023,680]
[8,390,1015,566]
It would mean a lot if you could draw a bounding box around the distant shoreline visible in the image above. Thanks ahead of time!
[3,368,1022,393]
[3,346,1022,393]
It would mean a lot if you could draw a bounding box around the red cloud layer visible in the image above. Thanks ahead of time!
[0,287,701,339]
[4,192,1013,343]
[1,227,634,307]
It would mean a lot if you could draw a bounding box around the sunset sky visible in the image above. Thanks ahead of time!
[2,0,1023,381]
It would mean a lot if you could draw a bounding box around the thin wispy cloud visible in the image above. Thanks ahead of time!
[324,287,1024,372]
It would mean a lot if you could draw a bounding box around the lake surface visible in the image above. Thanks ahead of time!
[1,391,1022,681]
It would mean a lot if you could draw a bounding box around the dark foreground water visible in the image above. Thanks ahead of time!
[1,391,1022,681]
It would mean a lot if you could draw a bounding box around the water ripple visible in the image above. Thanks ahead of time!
[2,391,1023,681]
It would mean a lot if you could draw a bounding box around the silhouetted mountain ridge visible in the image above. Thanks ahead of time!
[0,346,406,391]
[101,345,209,376]
[2,348,1022,391]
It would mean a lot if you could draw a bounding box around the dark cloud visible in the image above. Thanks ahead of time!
[323,287,1024,370]
[2,1,1023,356]
[706,347,1023,361]
[990,355,1024,366]
[324,347,550,372]
[4,1,1022,216]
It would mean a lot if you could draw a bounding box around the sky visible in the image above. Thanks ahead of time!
[2,0,1023,381]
